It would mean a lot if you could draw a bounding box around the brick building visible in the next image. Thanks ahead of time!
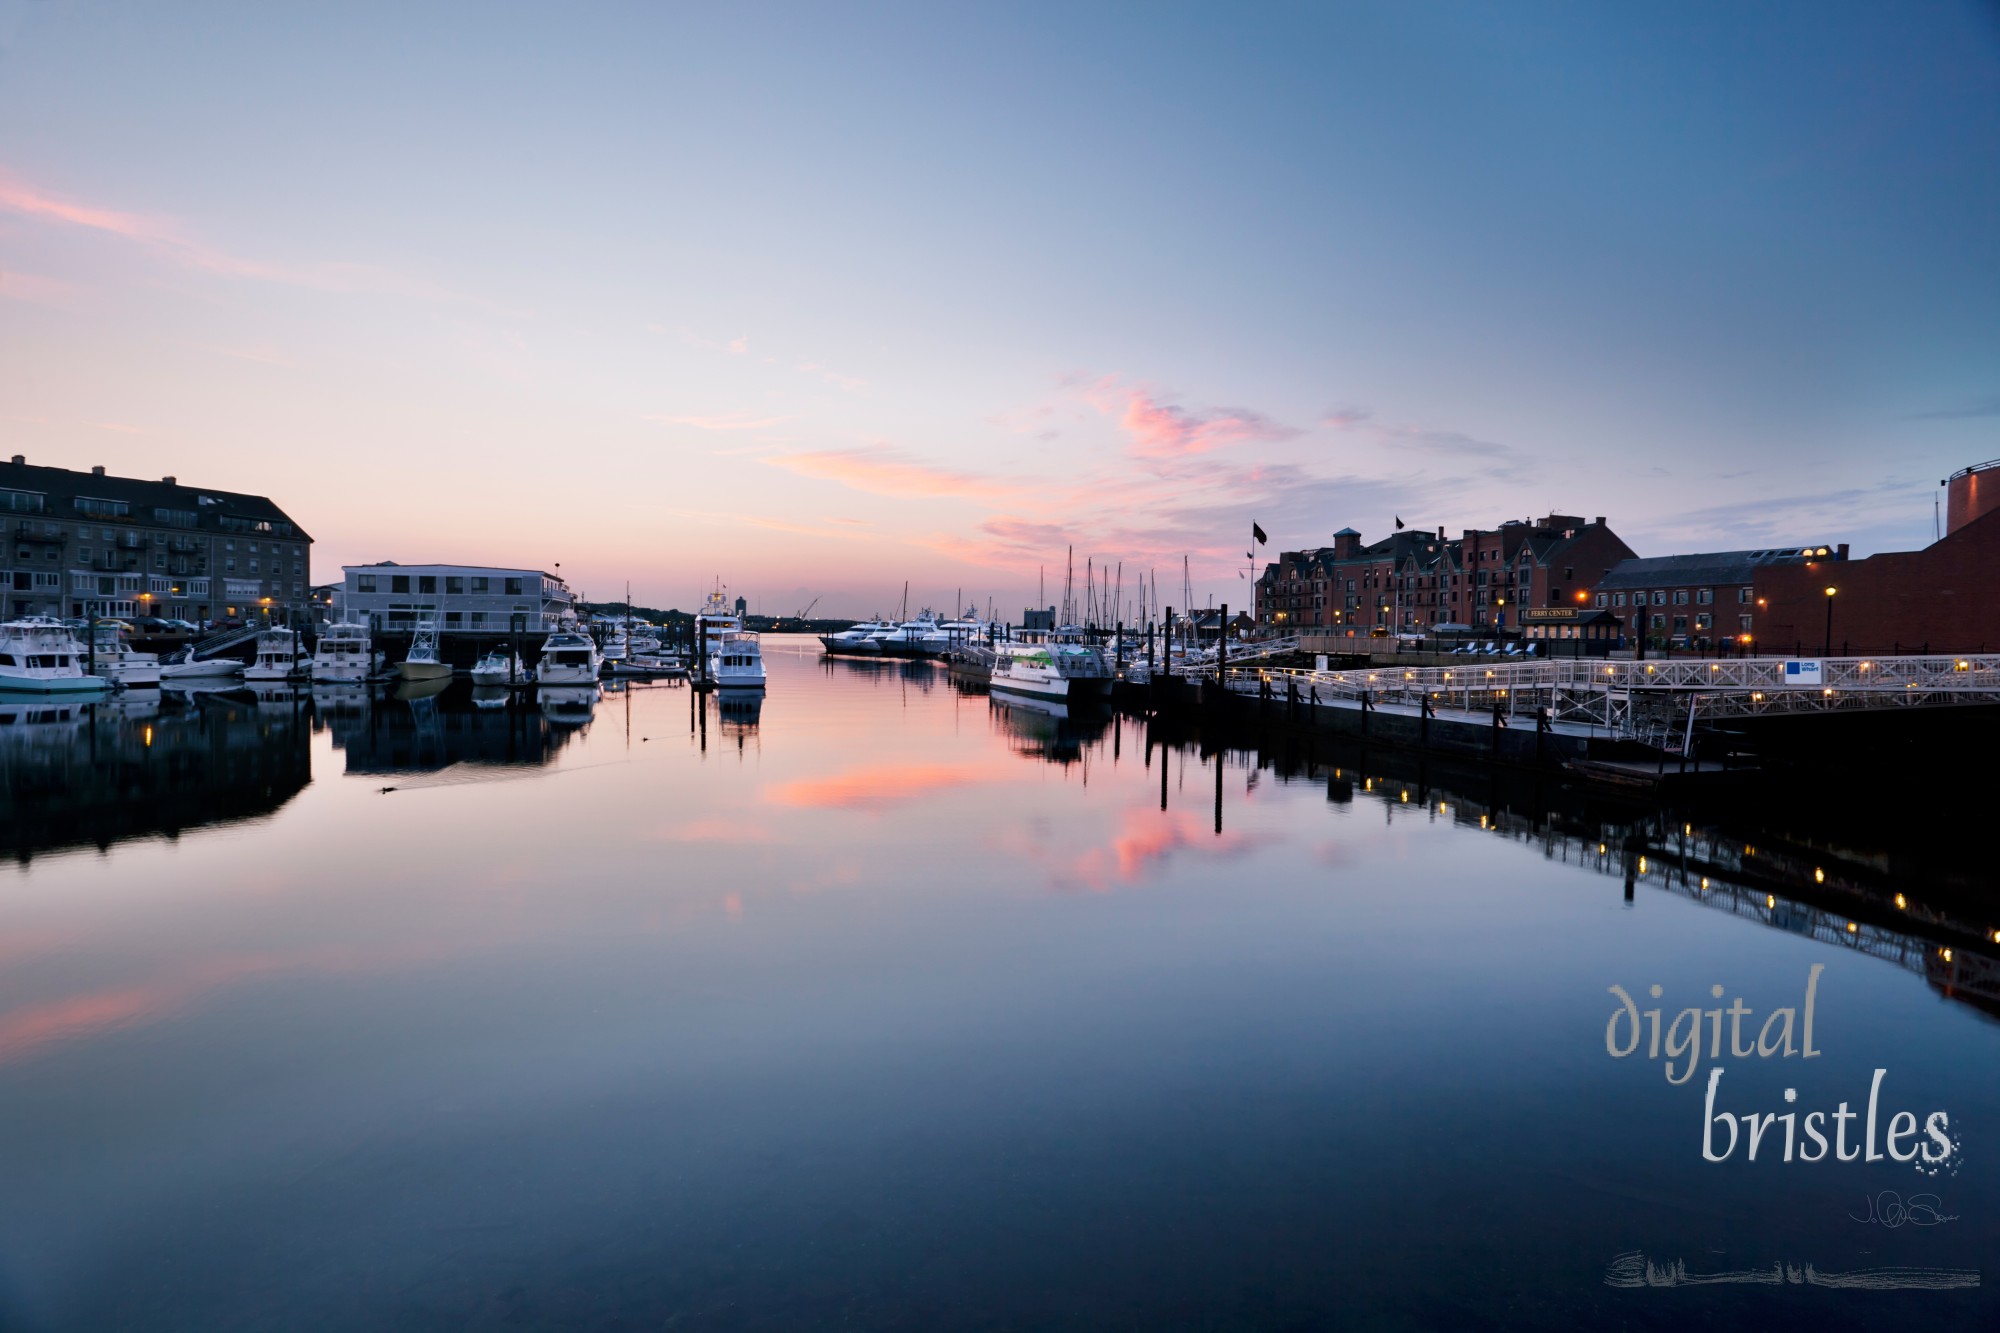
[1256,514,1634,637]
[1594,545,1843,651]
[1,455,312,623]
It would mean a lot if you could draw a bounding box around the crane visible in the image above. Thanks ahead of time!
[794,596,821,622]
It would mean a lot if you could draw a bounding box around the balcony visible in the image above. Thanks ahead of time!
[91,554,142,573]
[13,524,64,544]
[167,537,204,553]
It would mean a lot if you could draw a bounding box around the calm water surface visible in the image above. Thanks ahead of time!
[0,637,1993,1330]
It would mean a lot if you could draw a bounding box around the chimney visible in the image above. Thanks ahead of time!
[1437,525,1445,540]
[91,465,106,476]
[162,476,176,485]
[1594,516,1605,526]
[8,454,21,466]
[1836,543,1849,560]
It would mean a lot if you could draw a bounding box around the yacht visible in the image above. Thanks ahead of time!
[310,621,376,683]
[0,618,112,694]
[538,684,600,725]
[534,624,602,685]
[470,649,525,685]
[695,589,766,689]
[817,618,897,655]
[160,651,244,682]
[86,628,162,687]
[939,608,993,648]
[877,611,949,659]
[397,614,452,682]
[989,632,1114,704]
[243,627,304,681]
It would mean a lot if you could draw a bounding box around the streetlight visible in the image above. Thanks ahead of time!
[1823,586,1837,656]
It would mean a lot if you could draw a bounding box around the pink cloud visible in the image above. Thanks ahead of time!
[0,268,79,308]
[647,412,793,431]
[763,446,1016,501]
[1083,376,1302,459]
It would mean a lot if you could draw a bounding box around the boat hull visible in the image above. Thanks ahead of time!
[397,660,453,681]
[469,668,515,685]
[0,672,112,695]
[162,659,244,679]
[989,674,1112,704]
[311,665,370,683]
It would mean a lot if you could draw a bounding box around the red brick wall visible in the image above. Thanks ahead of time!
[1756,508,2000,654]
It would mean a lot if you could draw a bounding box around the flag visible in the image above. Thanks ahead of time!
[1252,522,1268,545]
[1394,516,1405,530]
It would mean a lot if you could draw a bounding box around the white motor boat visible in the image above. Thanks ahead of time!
[695,589,766,689]
[817,618,896,654]
[989,632,1114,704]
[0,618,113,695]
[243,628,304,681]
[310,621,376,683]
[877,611,949,659]
[470,649,524,685]
[534,625,602,685]
[160,653,244,681]
[538,684,600,725]
[86,630,162,687]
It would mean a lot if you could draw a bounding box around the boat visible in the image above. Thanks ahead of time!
[611,651,685,677]
[397,613,452,682]
[160,652,244,681]
[310,621,376,683]
[470,648,524,685]
[876,611,949,659]
[695,589,766,689]
[85,628,162,687]
[243,628,304,681]
[0,618,112,694]
[470,684,510,710]
[534,623,602,685]
[988,631,1114,704]
[817,618,897,655]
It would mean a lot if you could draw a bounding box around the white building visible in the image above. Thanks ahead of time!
[337,563,573,633]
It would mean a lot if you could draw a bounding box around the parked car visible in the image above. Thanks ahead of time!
[128,615,174,634]
[165,619,199,633]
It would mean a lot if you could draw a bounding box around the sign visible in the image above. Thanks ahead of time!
[1783,659,1823,686]
[1523,607,1585,621]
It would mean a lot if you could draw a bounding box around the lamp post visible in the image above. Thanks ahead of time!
[1823,586,1837,656]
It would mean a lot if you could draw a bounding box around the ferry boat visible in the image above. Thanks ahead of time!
[310,621,376,683]
[397,615,452,682]
[696,589,766,689]
[534,624,602,685]
[86,628,162,687]
[243,628,304,681]
[989,632,1113,704]
[0,618,112,694]
[470,649,524,685]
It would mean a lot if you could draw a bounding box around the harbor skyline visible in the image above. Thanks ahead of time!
[4,2,1997,616]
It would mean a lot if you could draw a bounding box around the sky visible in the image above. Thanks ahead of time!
[2,1,1997,619]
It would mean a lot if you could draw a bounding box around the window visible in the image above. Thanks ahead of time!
[470,611,486,627]
[1673,615,1688,632]
[445,611,463,627]
[1697,589,1713,604]
[152,507,198,528]
[1652,591,1667,606]
[418,575,437,594]
[505,577,523,595]
[1695,613,1712,631]
[1651,613,1665,629]
[1612,592,1626,607]
[446,576,464,595]
[1739,614,1753,631]
[391,575,410,593]
[1738,587,1753,604]
[1595,593,1607,607]
[225,558,236,573]
[0,489,46,513]
[357,574,378,593]
[1672,590,1689,605]
[471,577,489,593]
[249,560,259,574]
[73,497,129,518]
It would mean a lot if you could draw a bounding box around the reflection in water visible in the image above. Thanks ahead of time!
[325,683,583,774]
[0,689,310,862]
[990,694,1110,766]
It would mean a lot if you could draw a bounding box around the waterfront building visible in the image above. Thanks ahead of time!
[1,455,313,623]
[1256,514,1634,638]
[337,562,574,633]
[1593,547,1841,651]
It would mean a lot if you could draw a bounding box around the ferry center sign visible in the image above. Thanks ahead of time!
[1782,659,1823,686]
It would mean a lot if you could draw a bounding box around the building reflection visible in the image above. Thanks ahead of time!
[0,690,311,862]
[322,683,582,774]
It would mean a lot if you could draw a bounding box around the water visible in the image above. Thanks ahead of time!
[0,639,1993,1330]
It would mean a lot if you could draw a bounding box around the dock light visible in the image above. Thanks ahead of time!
[1700,877,1709,890]
[1823,687,1833,697]
[1895,894,1907,909]
[1645,664,1655,674]
[1993,930,2000,945]
[1638,856,1648,874]
[1405,671,1413,679]
[1480,814,1489,829]
[1438,802,1447,814]
[1710,664,1719,671]
[1752,691,1763,701]
[1847,921,1858,933]
[1822,585,1837,654]
[1400,790,1409,803]
[1943,948,1953,962]
[1815,868,1825,883]
[1598,843,1607,854]
[1684,823,1691,835]
[1767,894,1776,909]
